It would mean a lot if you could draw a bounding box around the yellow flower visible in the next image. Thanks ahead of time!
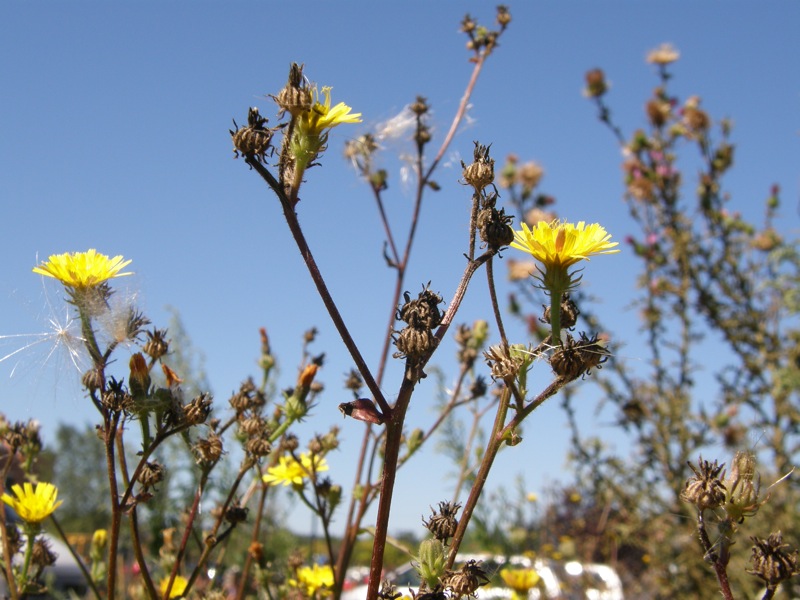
[1,481,63,524]
[510,220,619,272]
[291,86,361,175]
[159,575,188,599]
[500,568,540,595]
[289,564,334,597]
[301,86,362,136]
[262,453,329,487]
[33,249,133,289]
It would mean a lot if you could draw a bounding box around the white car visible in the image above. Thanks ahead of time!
[341,554,623,600]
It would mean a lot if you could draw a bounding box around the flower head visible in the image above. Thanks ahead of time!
[262,453,329,487]
[302,86,362,135]
[511,220,619,273]
[33,249,132,289]
[291,86,361,173]
[647,43,680,65]
[289,563,334,597]
[1,481,63,525]
[159,575,188,599]
[500,568,541,596]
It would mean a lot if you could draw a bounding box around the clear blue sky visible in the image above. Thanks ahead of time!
[1,2,798,536]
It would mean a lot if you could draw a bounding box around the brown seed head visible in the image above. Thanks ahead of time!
[273,63,313,119]
[748,532,800,587]
[443,560,490,597]
[143,328,169,360]
[462,142,495,192]
[681,457,727,511]
[584,68,607,98]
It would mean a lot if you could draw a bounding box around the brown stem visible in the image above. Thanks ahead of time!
[485,257,508,346]
[164,482,205,600]
[696,511,735,600]
[0,452,20,600]
[365,387,412,600]
[246,158,390,417]
[104,416,122,599]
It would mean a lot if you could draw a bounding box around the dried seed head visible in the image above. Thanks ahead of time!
[584,68,607,98]
[138,461,166,491]
[393,327,435,360]
[549,333,606,380]
[423,501,461,543]
[143,328,169,360]
[4,524,22,555]
[82,367,105,392]
[477,205,514,249]
[378,580,402,600]
[183,393,212,426]
[273,63,313,118]
[681,457,727,511]
[496,5,511,27]
[484,344,522,381]
[193,432,224,465]
[461,142,495,192]
[245,436,272,458]
[542,293,580,330]
[443,560,490,598]
[748,532,800,588]
[31,538,58,569]
[229,379,265,414]
[224,502,249,525]
[397,287,445,330]
[101,377,133,413]
[409,96,429,116]
[230,107,274,163]
[239,416,267,438]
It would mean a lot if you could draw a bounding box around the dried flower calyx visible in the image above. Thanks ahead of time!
[442,559,490,598]
[230,107,274,163]
[549,333,609,380]
[423,501,461,544]
[462,142,495,192]
[681,457,726,511]
[748,531,800,588]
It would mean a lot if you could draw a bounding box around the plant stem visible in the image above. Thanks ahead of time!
[246,158,390,417]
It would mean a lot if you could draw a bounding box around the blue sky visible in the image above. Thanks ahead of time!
[1,2,798,536]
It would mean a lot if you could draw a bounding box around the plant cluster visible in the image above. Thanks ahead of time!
[1,7,798,600]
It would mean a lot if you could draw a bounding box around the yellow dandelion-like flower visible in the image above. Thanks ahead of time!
[510,220,619,272]
[159,575,188,599]
[647,43,680,65]
[511,220,619,345]
[262,453,329,487]
[1,481,63,524]
[289,564,334,597]
[32,249,133,289]
[291,86,362,177]
[500,568,541,597]
[301,86,362,136]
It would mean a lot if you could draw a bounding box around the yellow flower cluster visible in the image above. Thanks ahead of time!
[32,249,132,289]
[289,563,334,597]
[1,481,63,524]
[262,453,329,487]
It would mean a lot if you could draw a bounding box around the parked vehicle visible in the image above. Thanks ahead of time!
[341,554,623,600]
